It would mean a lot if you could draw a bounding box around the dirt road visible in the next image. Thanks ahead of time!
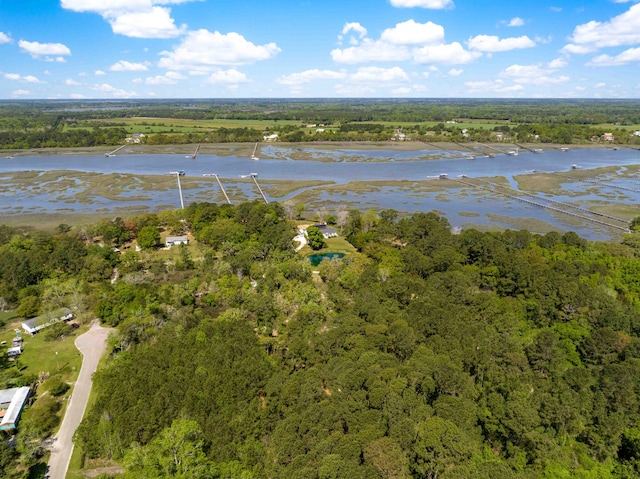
[47,321,112,479]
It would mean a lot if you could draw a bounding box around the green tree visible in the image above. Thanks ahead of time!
[123,420,212,479]
[306,226,325,251]
[137,226,161,250]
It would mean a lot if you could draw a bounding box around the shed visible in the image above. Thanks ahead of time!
[21,307,74,335]
[165,235,189,247]
[7,346,22,358]
[0,386,30,430]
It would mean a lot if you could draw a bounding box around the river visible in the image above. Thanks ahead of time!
[1,145,639,240]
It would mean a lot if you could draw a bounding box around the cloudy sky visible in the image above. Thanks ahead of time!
[1,0,639,99]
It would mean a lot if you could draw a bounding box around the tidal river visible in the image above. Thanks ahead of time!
[1,145,639,241]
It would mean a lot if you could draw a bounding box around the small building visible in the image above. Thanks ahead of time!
[308,224,338,239]
[263,133,279,141]
[165,235,189,247]
[0,386,30,430]
[21,308,73,335]
[602,133,614,141]
[7,346,22,358]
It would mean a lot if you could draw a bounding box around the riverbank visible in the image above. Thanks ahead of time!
[0,140,617,159]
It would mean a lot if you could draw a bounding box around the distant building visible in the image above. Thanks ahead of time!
[21,307,73,335]
[0,386,30,430]
[125,133,146,144]
[602,133,614,141]
[305,224,338,239]
[263,133,279,141]
[165,235,189,247]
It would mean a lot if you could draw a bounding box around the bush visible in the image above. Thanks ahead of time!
[45,376,70,397]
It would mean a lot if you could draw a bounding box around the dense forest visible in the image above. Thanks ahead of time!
[4,201,640,477]
[1,99,640,148]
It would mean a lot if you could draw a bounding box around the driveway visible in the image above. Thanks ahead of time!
[47,320,113,479]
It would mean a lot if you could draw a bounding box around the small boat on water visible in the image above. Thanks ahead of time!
[250,142,259,161]
[532,148,543,153]
[560,147,569,152]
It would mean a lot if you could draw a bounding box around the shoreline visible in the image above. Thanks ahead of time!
[0,140,619,158]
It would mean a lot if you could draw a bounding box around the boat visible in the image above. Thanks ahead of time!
[505,148,519,156]
[250,142,259,161]
[560,147,569,152]
[532,148,543,153]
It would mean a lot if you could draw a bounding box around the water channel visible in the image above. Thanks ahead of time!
[1,145,639,241]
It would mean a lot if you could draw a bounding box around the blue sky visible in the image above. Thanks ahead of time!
[1,0,639,99]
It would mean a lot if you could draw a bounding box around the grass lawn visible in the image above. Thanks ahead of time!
[1,320,84,382]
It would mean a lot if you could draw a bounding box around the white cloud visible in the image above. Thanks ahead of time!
[595,82,606,88]
[143,71,186,85]
[464,79,524,94]
[389,0,454,9]
[60,0,196,38]
[468,35,535,52]
[277,69,346,86]
[332,39,410,63]
[350,66,410,83]
[342,22,368,39]
[18,40,71,59]
[95,70,106,76]
[548,57,567,69]
[158,29,280,72]
[501,64,570,85]
[65,78,82,86]
[508,17,525,27]
[205,69,248,84]
[4,73,44,83]
[11,89,30,97]
[380,20,444,45]
[587,47,640,66]
[563,4,640,54]
[449,68,463,76]
[69,93,86,99]
[332,20,469,65]
[0,32,12,44]
[110,7,186,38]
[92,83,138,98]
[413,42,481,64]
[109,60,150,71]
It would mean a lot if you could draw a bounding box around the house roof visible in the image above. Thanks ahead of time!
[22,307,73,330]
[0,386,30,429]
[166,235,188,243]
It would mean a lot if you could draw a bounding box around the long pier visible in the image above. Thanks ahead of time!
[470,177,630,226]
[191,143,200,159]
[445,176,630,233]
[514,143,543,153]
[105,144,126,157]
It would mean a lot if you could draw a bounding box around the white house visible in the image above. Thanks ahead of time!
[0,387,30,430]
[303,224,338,239]
[22,308,73,335]
[165,235,189,247]
[263,133,279,141]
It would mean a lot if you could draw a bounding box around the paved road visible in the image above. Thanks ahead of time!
[47,321,112,479]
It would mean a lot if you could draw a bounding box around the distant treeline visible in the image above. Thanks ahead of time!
[1,99,640,149]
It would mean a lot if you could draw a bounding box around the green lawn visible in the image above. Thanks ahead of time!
[1,319,85,383]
